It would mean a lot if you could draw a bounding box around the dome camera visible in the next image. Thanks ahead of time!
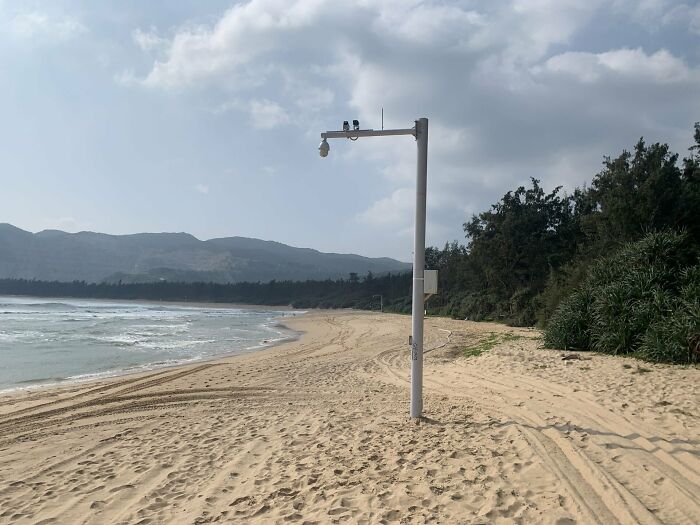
[319,138,330,158]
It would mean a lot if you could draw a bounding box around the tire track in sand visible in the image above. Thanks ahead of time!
[370,328,699,525]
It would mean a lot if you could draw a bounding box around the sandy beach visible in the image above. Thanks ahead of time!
[0,310,698,524]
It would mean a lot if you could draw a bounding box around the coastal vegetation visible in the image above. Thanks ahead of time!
[544,231,699,364]
[462,332,527,358]
[1,124,698,363]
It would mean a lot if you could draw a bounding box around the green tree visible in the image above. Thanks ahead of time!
[679,122,700,243]
[582,138,693,250]
[462,178,581,324]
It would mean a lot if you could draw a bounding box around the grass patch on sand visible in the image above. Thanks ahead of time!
[463,332,526,358]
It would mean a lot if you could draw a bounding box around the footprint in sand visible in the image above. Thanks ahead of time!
[383,509,401,521]
[253,504,270,516]
[229,496,250,507]
[109,484,135,492]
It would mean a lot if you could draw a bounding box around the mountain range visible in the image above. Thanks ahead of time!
[0,224,410,284]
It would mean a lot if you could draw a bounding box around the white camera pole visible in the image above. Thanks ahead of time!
[319,118,429,419]
[410,117,428,419]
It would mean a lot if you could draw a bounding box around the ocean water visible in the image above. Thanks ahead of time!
[0,296,302,391]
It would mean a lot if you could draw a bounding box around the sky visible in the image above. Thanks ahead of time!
[0,0,699,261]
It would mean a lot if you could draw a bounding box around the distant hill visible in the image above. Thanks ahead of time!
[0,224,411,284]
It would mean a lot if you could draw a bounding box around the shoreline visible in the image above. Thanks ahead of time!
[0,296,308,395]
[0,292,301,311]
[0,324,302,396]
[1,311,697,524]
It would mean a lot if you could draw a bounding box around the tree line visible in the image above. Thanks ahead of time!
[0,272,412,311]
[425,123,700,326]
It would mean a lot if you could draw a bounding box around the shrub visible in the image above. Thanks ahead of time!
[639,303,699,363]
[544,231,699,364]
[638,267,700,362]
[542,288,592,350]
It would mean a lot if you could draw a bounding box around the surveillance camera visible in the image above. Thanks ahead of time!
[342,121,350,132]
[353,119,360,131]
[319,138,330,157]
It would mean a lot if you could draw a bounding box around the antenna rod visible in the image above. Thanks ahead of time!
[382,108,384,130]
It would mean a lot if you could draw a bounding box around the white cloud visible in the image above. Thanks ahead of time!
[140,0,331,89]
[663,3,700,34]
[283,76,334,112]
[598,48,689,81]
[7,10,85,41]
[195,184,210,194]
[471,0,605,65]
[542,48,691,83]
[371,2,483,46]
[114,69,138,86]
[249,99,290,129]
[612,0,692,28]
[132,27,166,52]
[126,0,700,251]
[209,98,244,114]
[358,187,414,227]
